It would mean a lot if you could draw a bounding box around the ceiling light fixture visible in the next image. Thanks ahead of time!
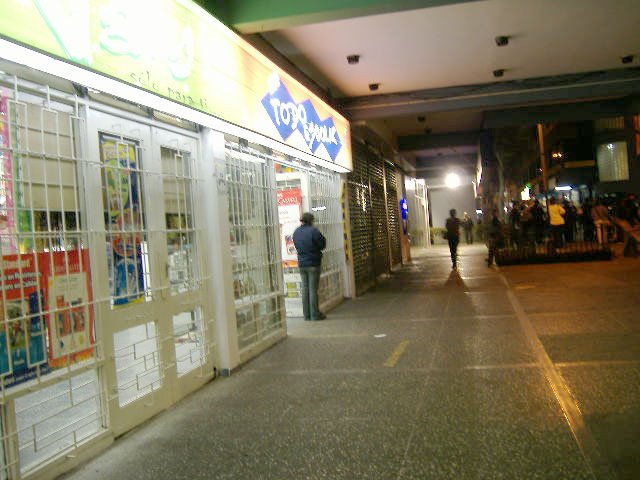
[445,173,461,189]
[621,55,634,64]
[493,69,505,78]
[347,54,360,65]
[368,83,380,91]
[495,36,509,47]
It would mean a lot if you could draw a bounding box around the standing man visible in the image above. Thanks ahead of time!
[548,197,566,249]
[293,212,326,321]
[462,212,474,244]
[445,209,461,269]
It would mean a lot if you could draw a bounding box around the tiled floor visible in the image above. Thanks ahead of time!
[61,244,640,480]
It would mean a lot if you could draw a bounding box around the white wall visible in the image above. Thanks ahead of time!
[429,184,476,228]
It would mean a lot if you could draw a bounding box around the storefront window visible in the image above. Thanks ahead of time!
[225,145,283,351]
[596,141,629,182]
[1,87,97,390]
[161,146,197,295]
[0,78,104,473]
[99,133,151,306]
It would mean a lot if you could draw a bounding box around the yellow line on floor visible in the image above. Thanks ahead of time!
[383,340,409,367]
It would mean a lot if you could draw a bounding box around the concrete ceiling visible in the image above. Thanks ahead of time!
[205,0,640,178]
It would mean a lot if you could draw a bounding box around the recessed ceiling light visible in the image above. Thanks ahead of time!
[347,54,360,65]
[495,36,509,47]
[368,83,380,91]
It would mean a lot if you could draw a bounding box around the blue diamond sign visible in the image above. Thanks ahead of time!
[262,74,342,162]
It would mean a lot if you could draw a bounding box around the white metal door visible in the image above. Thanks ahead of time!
[86,111,213,435]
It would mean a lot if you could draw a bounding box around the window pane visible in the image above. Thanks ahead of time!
[172,308,205,376]
[161,146,197,295]
[597,141,629,182]
[15,370,103,473]
[99,133,151,306]
[113,323,161,407]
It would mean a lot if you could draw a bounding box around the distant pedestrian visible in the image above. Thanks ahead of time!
[531,199,546,243]
[591,199,611,244]
[445,209,461,269]
[581,198,595,241]
[563,199,577,242]
[462,212,474,244]
[293,212,327,321]
[486,209,503,266]
[548,197,566,249]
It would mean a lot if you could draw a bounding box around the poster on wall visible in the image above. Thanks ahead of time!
[0,249,94,387]
[100,134,146,306]
[277,188,302,268]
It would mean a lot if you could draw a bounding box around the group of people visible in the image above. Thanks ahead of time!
[292,194,639,320]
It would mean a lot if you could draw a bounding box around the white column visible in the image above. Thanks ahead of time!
[200,129,240,373]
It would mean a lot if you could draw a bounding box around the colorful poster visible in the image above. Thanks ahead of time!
[277,188,302,268]
[100,134,146,306]
[0,249,94,387]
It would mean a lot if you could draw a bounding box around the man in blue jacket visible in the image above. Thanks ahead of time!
[293,212,327,321]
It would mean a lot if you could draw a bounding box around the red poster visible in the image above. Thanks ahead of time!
[0,249,94,384]
[277,188,302,268]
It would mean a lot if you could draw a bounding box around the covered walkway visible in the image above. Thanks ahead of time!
[61,245,640,480]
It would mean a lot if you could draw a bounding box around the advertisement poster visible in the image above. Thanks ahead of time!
[0,88,18,254]
[0,249,94,387]
[100,134,146,306]
[277,188,302,268]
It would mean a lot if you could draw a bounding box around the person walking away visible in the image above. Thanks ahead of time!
[581,198,595,241]
[445,209,461,269]
[548,197,566,249]
[531,199,546,244]
[292,212,327,321]
[563,199,577,242]
[462,212,474,244]
[486,209,503,266]
[591,199,611,244]
[520,201,534,248]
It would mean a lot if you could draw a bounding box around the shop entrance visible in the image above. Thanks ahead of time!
[86,110,213,436]
[225,143,346,356]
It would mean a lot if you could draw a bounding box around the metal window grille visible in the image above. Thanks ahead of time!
[385,162,402,267]
[172,308,206,377]
[113,322,162,407]
[0,73,106,473]
[347,145,375,295]
[309,170,344,307]
[369,156,390,276]
[225,144,284,351]
[99,132,152,307]
[15,369,103,473]
[1,414,7,480]
[161,146,199,296]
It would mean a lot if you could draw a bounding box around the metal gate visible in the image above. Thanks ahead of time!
[385,162,402,267]
[346,143,375,295]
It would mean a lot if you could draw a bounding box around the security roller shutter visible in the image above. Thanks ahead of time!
[385,162,402,267]
[347,143,375,295]
[369,154,390,277]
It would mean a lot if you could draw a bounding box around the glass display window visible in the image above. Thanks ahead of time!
[99,133,151,307]
[225,143,284,352]
[0,72,105,475]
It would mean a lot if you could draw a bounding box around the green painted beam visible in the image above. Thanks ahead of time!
[202,0,482,33]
